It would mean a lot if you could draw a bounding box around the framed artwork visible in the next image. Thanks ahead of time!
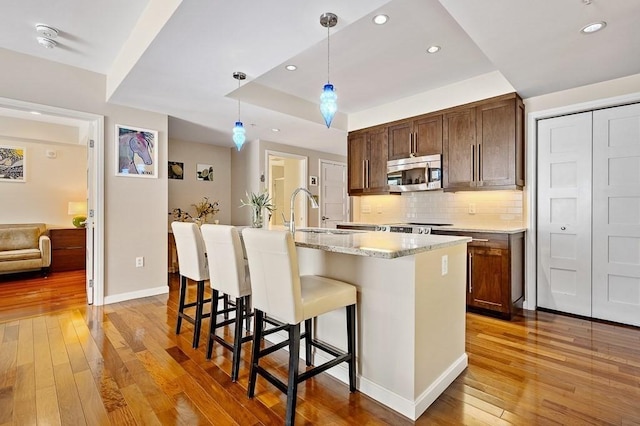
[196,163,214,181]
[0,145,26,182]
[116,124,158,178]
[309,175,318,186]
[168,161,184,180]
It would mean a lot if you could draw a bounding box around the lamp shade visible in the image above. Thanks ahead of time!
[68,201,87,215]
[320,83,337,128]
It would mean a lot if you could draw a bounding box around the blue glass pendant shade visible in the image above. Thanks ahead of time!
[320,83,337,128]
[233,121,246,151]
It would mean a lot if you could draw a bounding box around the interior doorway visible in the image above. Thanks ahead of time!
[0,97,104,305]
[318,159,349,228]
[265,151,307,228]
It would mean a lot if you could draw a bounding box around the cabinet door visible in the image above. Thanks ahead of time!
[443,108,476,189]
[388,121,413,160]
[468,246,510,314]
[348,132,367,193]
[367,127,389,191]
[476,99,516,188]
[413,114,442,156]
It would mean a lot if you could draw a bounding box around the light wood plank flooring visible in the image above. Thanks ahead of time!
[1,271,639,425]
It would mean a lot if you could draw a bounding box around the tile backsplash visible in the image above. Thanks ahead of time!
[352,190,523,227]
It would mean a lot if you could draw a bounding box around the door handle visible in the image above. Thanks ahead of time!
[321,216,330,221]
[471,145,475,182]
[478,143,482,182]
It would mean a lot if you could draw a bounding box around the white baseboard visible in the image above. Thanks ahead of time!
[264,332,468,421]
[103,285,168,305]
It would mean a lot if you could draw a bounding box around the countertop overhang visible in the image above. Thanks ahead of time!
[294,228,470,259]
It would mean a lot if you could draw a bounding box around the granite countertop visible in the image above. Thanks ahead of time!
[293,228,470,259]
[431,225,527,234]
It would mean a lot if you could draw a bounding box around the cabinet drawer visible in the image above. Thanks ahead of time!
[433,230,508,249]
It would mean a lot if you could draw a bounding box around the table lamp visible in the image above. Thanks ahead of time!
[68,201,87,228]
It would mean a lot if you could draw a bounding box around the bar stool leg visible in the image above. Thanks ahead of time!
[224,295,230,319]
[176,275,187,334]
[248,309,264,398]
[346,304,357,392]
[285,324,301,426]
[304,318,313,366]
[193,280,205,348]
[231,296,245,382]
[206,289,220,359]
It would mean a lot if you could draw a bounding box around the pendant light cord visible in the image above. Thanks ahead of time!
[327,22,331,84]
[237,79,241,121]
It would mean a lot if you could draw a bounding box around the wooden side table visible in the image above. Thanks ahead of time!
[50,228,86,272]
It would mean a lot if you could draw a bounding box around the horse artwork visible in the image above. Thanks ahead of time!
[116,125,158,178]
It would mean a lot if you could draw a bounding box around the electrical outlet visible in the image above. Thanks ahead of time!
[135,257,144,267]
[441,255,448,275]
[468,203,476,214]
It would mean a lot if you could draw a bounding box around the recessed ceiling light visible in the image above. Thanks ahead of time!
[373,14,388,25]
[271,128,280,132]
[285,64,297,71]
[29,111,41,115]
[37,37,57,49]
[426,45,441,54]
[581,21,606,34]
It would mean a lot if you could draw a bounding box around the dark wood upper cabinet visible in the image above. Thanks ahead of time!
[388,114,442,160]
[347,126,388,195]
[443,93,524,191]
[348,92,524,196]
[443,108,476,190]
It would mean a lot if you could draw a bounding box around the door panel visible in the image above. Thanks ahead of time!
[320,160,348,229]
[592,103,640,326]
[537,112,592,316]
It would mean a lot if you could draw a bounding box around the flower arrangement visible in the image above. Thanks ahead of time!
[170,197,220,223]
[240,189,275,228]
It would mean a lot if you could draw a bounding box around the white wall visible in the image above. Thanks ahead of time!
[0,137,86,227]
[0,47,168,301]
[168,138,231,226]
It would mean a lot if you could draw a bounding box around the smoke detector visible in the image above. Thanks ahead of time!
[35,24,59,38]
[37,37,57,49]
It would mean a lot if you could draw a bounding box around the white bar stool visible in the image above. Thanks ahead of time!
[242,228,357,426]
[200,224,253,381]
[170,221,212,348]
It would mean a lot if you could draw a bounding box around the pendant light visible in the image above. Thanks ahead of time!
[319,13,338,128]
[232,71,247,151]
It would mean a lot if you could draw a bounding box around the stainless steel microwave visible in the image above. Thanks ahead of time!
[387,154,442,192]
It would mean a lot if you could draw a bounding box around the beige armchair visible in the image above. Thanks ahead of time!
[0,223,51,275]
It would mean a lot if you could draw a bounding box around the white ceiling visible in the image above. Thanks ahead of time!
[1,0,639,156]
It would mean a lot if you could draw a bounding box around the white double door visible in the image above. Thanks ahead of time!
[538,103,640,326]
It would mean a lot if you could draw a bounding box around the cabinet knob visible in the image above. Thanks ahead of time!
[561,226,566,231]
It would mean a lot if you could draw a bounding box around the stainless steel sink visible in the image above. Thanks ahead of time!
[297,228,363,235]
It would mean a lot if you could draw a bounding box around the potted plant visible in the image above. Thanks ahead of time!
[240,189,275,228]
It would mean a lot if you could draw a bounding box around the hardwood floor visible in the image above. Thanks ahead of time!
[1,271,639,425]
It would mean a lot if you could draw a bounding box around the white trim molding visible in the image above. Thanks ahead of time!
[103,285,168,305]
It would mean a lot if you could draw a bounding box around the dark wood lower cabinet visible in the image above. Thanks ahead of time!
[50,228,86,272]
[434,230,524,319]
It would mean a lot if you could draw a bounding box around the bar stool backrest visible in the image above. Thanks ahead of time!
[200,224,250,299]
[171,222,209,281]
[242,228,302,324]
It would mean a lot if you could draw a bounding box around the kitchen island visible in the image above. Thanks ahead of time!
[288,229,471,420]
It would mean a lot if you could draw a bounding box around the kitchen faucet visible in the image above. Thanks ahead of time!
[288,187,319,233]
